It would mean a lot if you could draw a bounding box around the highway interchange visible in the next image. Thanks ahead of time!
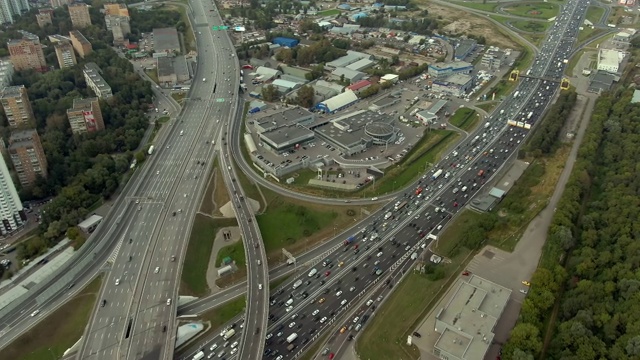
[0,0,589,359]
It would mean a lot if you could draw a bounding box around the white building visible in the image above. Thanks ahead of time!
[0,0,30,24]
[597,49,623,73]
[83,62,113,99]
[0,153,24,235]
[380,74,399,84]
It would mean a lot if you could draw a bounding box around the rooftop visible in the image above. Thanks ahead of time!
[439,74,473,86]
[256,107,314,128]
[332,67,365,80]
[153,27,181,53]
[9,129,39,149]
[72,97,98,109]
[0,85,25,99]
[260,125,315,147]
[346,80,372,91]
[70,30,90,45]
[157,57,174,77]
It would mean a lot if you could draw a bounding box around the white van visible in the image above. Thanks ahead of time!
[285,298,294,306]
[308,268,318,277]
[180,130,184,136]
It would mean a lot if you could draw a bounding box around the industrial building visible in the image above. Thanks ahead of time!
[330,67,366,84]
[255,67,281,81]
[69,30,92,58]
[8,129,48,187]
[259,125,316,153]
[271,37,299,48]
[67,97,104,134]
[345,58,375,72]
[345,79,372,95]
[157,56,190,85]
[597,49,623,73]
[54,41,77,69]
[454,38,477,60]
[271,79,301,94]
[253,106,315,133]
[415,100,448,125]
[325,50,373,70]
[368,94,401,112]
[0,154,24,235]
[7,32,47,72]
[153,27,181,54]
[380,73,399,84]
[428,61,473,79]
[83,62,113,99]
[431,275,511,360]
[315,90,359,113]
[432,74,473,97]
[0,85,35,129]
[315,110,397,157]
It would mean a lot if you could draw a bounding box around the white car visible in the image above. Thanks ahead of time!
[154,267,160,274]
[166,298,172,305]
[115,279,120,286]
[265,333,273,340]
[320,317,327,323]
[312,309,319,316]
[366,299,373,306]
[350,286,356,292]
[230,348,238,355]
[341,299,348,306]
[335,291,343,297]
[30,310,40,317]
[230,341,238,348]
[286,306,293,312]
[209,344,218,351]
[258,284,263,290]
[156,170,160,175]
[288,322,296,328]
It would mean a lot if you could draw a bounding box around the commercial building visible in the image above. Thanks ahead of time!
[108,15,130,45]
[7,33,47,72]
[0,0,30,24]
[325,50,373,70]
[415,100,448,125]
[68,2,91,28]
[380,73,399,84]
[0,60,14,90]
[597,49,623,73]
[271,37,299,48]
[345,79,372,95]
[8,129,48,187]
[156,56,190,85]
[431,275,510,360]
[428,61,473,79]
[587,71,617,94]
[315,110,396,156]
[153,27,181,55]
[454,38,477,60]
[316,90,359,113]
[36,9,53,28]
[0,85,35,129]
[54,41,77,69]
[432,74,473,97]
[67,97,104,134]
[253,107,315,133]
[69,30,92,58]
[259,125,316,153]
[83,62,113,99]
[330,67,366,84]
[0,154,24,235]
[368,94,401,112]
[480,49,505,70]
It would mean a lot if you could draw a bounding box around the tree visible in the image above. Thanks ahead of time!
[296,85,315,108]
[261,85,280,102]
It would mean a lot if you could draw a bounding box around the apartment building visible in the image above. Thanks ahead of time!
[0,154,25,235]
[69,30,92,58]
[36,8,54,28]
[83,62,112,99]
[68,2,91,28]
[8,129,48,188]
[67,97,104,134]
[7,33,47,72]
[0,0,30,24]
[0,85,35,129]
[55,41,77,69]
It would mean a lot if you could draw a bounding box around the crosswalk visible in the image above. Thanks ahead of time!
[107,239,123,265]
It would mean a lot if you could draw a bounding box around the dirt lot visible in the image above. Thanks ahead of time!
[414,2,518,49]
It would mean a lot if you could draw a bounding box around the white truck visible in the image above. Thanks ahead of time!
[286,333,298,343]
[223,329,236,340]
[192,351,205,360]
[431,169,443,180]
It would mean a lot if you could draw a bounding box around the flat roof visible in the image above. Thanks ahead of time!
[429,99,448,113]
[78,214,103,228]
[599,49,620,68]
[372,95,400,107]
[260,125,315,147]
[442,73,473,86]
[9,129,38,150]
[256,107,314,128]
[153,27,180,53]
[157,57,174,76]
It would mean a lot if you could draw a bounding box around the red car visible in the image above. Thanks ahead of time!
[325,271,331,277]
[462,271,470,276]
[329,353,335,360]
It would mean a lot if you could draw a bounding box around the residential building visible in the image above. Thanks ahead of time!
[36,8,54,28]
[103,2,129,17]
[67,97,104,134]
[8,129,48,187]
[0,60,14,89]
[0,85,35,129]
[83,62,112,99]
[0,154,25,235]
[153,27,181,54]
[70,30,92,57]
[0,0,30,24]
[7,34,47,72]
[108,15,130,44]
[50,0,71,8]
[68,2,91,28]
[54,41,77,69]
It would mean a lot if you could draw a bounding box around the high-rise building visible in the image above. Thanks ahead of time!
[50,0,71,8]
[7,33,47,72]
[0,153,24,235]
[8,130,48,188]
[36,8,53,28]
[68,2,91,28]
[67,97,104,134]
[0,85,35,129]
[83,63,113,99]
[0,0,30,24]
[54,41,77,69]
[0,60,14,89]
[69,30,92,58]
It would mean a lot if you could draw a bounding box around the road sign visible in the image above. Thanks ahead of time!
[216,98,225,103]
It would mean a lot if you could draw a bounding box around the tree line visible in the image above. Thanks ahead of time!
[503,88,640,359]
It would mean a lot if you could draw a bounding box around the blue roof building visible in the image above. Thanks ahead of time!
[350,12,368,21]
[338,3,351,10]
[272,37,299,48]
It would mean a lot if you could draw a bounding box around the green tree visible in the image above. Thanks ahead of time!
[261,85,280,102]
[296,85,315,108]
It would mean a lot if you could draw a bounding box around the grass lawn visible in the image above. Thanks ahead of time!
[145,69,159,84]
[216,240,246,268]
[317,9,340,16]
[448,107,478,131]
[577,27,606,44]
[181,215,238,296]
[509,20,551,33]
[585,6,605,24]
[2,276,101,360]
[451,1,497,12]
[157,116,170,124]
[502,2,559,19]
[199,162,218,215]
[488,79,517,100]
[199,296,246,331]
[199,163,230,216]
[476,102,498,113]
[171,91,187,105]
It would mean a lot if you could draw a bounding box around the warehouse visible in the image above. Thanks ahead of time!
[315,90,359,113]
[255,67,282,81]
[271,37,299,48]
[380,73,399,84]
[368,94,401,112]
[271,79,301,93]
[432,74,473,97]
[330,67,366,84]
[345,79,372,95]
[253,106,315,133]
[346,58,375,72]
[325,50,372,70]
[259,125,315,153]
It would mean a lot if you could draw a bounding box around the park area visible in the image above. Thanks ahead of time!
[502,2,559,19]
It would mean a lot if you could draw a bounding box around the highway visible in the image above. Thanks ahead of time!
[180,0,589,359]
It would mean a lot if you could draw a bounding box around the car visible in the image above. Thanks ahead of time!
[325,271,331,276]
[166,298,171,305]
[266,333,273,340]
[154,267,160,274]
[115,279,120,286]
[353,316,359,323]
[30,310,40,317]
[101,299,107,307]
[340,326,347,333]
[276,356,283,360]
[341,299,348,306]
[350,286,356,292]
[329,352,335,360]
[258,284,263,290]
[338,261,344,267]
[522,280,531,286]
[286,306,293,312]
[230,348,238,355]
[312,309,320,316]
[413,331,422,338]
[289,322,296,328]
[231,341,239,348]
[519,289,528,294]
[462,270,470,276]
[366,299,373,306]
[318,298,325,303]
[336,291,343,297]
[210,344,218,351]
[320,317,327,323]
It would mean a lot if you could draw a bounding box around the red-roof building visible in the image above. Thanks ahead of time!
[346,79,372,95]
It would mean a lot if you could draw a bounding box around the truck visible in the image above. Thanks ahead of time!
[147,145,154,155]
[223,329,236,340]
[427,233,438,241]
[415,187,423,195]
[287,333,298,343]
[394,201,407,211]
[432,169,443,180]
[513,91,520,98]
[192,351,205,360]
[286,258,295,266]
[292,279,303,289]
[344,235,356,246]
[478,169,485,177]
